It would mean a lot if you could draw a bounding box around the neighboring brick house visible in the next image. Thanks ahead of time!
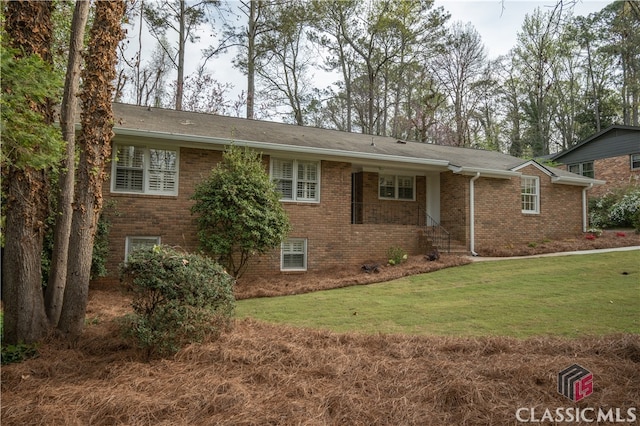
[98,103,604,281]
[550,125,640,197]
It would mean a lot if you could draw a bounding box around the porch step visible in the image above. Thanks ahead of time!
[419,230,468,255]
[447,241,469,255]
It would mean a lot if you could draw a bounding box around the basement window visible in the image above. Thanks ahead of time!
[521,176,540,214]
[125,236,160,262]
[631,154,640,170]
[281,238,307,271]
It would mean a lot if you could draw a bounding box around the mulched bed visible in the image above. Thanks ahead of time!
[236,230,639,300]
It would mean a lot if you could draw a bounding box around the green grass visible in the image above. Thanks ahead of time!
[236,251,640,337]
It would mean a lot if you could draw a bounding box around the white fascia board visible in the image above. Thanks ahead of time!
[113,127,451,169]
[511,159,606,187]
[551,176,606,186]
[511,159,552,174]
[448,165,520,179]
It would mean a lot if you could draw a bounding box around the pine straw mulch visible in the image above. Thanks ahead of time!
[235,254,471,300]
[479,229,640,257]
[3,233,639,425]
[2,304,639,426]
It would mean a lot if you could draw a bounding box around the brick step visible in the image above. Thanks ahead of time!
[418,228,467,255]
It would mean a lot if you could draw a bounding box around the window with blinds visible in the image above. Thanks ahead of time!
[112,145,178,195]
[281,238,307,270]
[271,158,320,202]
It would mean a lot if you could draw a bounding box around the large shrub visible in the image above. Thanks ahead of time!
[119,245,235,359]
[590,185,640,231]
[191,145,290,278]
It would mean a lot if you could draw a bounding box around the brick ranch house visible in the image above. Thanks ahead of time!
[550,125,640,197]
[97,103,604,281]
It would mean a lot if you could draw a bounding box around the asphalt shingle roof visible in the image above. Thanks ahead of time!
[110,103,595,182]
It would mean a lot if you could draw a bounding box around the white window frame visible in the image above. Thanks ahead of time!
[631,154,640,171]
[111,144,179,196]
[521,176,540,214]
[270,158,320,203]
[568,161,594,178]
[378,174,415,201]
[280,238,307,271]
[124,236,161,262]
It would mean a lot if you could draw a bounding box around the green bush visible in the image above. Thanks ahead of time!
[119,245,235,359]
[387,246,408,266]
[191,145,290,278]
[1,343,39,365]
[590,185,640,231]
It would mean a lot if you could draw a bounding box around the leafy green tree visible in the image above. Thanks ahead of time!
[191,145,291,278]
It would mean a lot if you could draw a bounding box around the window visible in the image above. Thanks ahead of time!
[631,154,640,170]
[568,161,594,178]
[281,238,307,271]
[521,176,540,214]
[112,145,178,195]
[125,236,160,262]
[271,158,320,202]
[378,175,414,200]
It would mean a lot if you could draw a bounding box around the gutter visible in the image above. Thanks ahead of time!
[113,127,451,169]
[448,165,520,179]
[551,175,606,186]
[469,172,481,256]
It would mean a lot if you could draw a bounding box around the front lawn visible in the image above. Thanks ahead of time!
[236,251,640,337]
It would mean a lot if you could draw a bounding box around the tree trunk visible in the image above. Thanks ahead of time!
[584,35,601,133]
[2,170,51,344]
[246,0,256,119]
[45,0,91,327]
[58,0,126,342]
[175,0,186,110]
[2,0,55,345]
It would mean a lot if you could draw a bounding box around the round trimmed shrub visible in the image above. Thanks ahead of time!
[119,245,235,358]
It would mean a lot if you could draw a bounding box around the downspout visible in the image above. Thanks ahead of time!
[582,183,594,232]
[469,172,480,256]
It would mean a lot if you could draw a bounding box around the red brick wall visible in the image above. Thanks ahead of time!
[436,168,584,254]
[559,155,640,197]
[98,146,587,284]
[473,165,583,253]
[101,147,221,278]
[440,172,469,243]
[99,148,429,283]
[246,166,428,277]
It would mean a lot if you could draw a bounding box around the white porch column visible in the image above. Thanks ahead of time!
[426,172,440,223]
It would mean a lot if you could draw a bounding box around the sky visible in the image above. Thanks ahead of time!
[223,0,612,104]
[434,0,611,58]
[123,0,613,108]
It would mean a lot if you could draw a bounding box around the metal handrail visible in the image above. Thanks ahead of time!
[350,202,451,253]
[425,213,451,253]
